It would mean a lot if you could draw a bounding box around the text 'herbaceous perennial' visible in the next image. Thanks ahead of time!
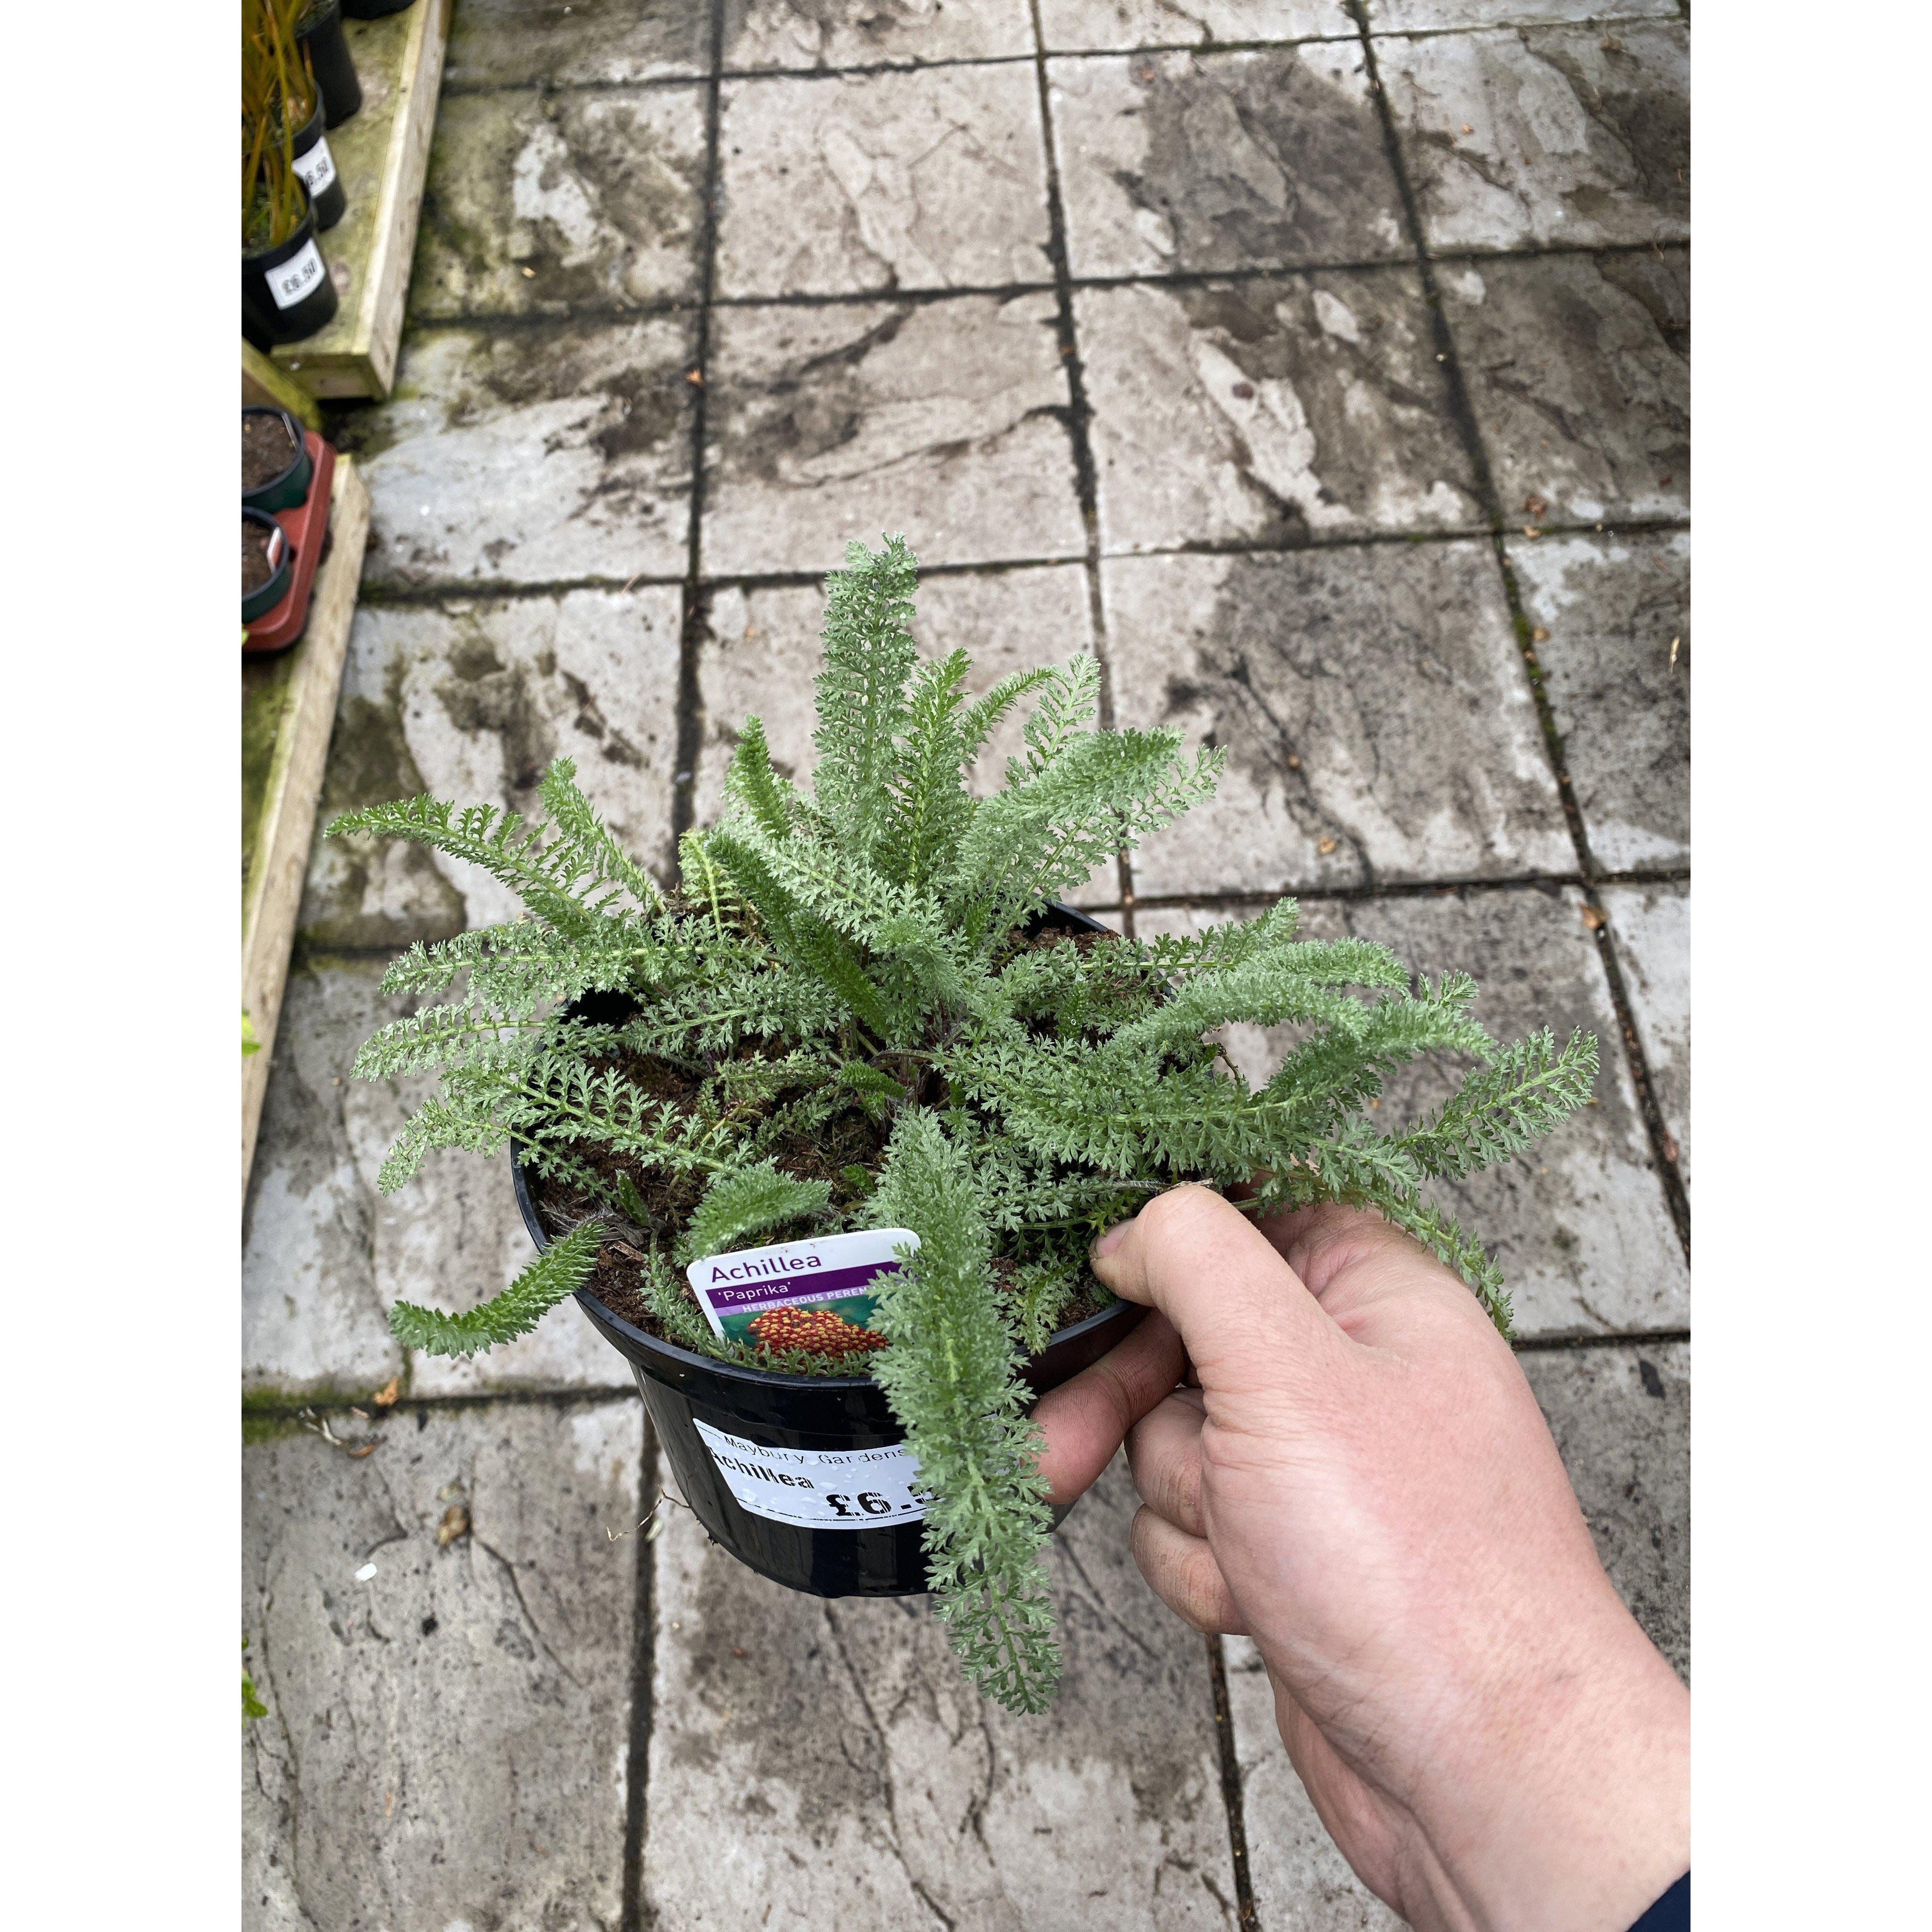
[328,535,1596,1713]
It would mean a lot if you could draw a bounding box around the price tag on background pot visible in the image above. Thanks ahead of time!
[268,238,327,311]
[685,1227,917,1354]
[293,136,337,198]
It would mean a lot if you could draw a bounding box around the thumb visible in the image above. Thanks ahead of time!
[1091,1185,1347,1395]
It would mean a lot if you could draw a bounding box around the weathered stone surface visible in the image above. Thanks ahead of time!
[1521,1338,1691,1675]
[1078,271,1482,552]
[1222,1636,1402,1931]
[695,562,1120,905]
[299,588,682,950]
[1509,528,1689,870]
[244,957,633,1398]
[1041,1,1351,49]
[1049,46,1406,278]
[243,1396,643,1929]
[446,0,712,87]
[1370,0,1677,26]
[717,65,1051,298]
[1132,889,1689,1336]
[350,318,695,592]
[1222,1339,1689,1923]
[1600,882,1689,1188]
[1104,545,1568,897]
[725,0,1037,71]
[646,1453,1240,1928]
[1442,249,1689,526]
[703,294,1083,575]
[1378,23,1690,251]
[412,85,708,319]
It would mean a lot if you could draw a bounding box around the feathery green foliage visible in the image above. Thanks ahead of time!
[330,534,1596,1714]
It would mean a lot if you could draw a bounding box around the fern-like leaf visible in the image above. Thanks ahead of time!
[390,1222,603,1358]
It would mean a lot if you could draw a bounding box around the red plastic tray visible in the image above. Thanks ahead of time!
[243,433,336,654]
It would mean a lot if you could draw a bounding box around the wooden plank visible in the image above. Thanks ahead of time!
[244,339,322,430]
[271,0,450,401]
[242,457,371,1193]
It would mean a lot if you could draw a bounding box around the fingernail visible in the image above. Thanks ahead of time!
[1092,1220,1129,1262]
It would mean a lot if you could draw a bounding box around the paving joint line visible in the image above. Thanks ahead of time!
[1028,0,1139,935]
[351,517,1691,614]
[670,4,728,856]
[1207,1637,1260,1929]
[621,1415,659,1932]
[1512,1326,1690,1354]
[390,239,1686,339]
[1348,0,1690,1261]
[242,1386,641,1420]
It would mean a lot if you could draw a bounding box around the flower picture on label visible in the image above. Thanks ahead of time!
[685,1228,917,1352]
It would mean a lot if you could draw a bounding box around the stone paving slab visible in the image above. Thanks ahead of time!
[1377,23,1689,253]
[1508,527,1689,871]
[717,65,1052,298]
[245,956,633,1399]
[1103,544,1568,898]
[1441,249,1689,527]
[646,1452,1240,1929]
[1369,0,1678,27]
[1078,271,1482,554]
[352,317,696,592]
[702,294,1083,576]
[244,1395,643,1929]
[1222,1337,1688,1926]
[725,0,1036,73]
[300,587,682,950]
[1040,1,1352,49]
[1133,889,1688,1337]
[1600,881,1689,1188]
[445,0,712,88]
[1049,46,1405,280]
[412,85,709,319]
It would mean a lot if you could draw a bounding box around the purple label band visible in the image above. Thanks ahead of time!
[702,1259,902,1315]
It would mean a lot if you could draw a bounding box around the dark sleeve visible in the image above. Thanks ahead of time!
[1629,1871,1689,1931]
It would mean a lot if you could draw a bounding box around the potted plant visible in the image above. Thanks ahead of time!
[295,0,361,128]
[242,407,337,654]
[243,508,295,623]
[242,2,339,346]
[242,406,313,511]
[343,0,414,15]
[329,537,1597,1714]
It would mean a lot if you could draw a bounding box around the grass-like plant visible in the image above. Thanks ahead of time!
[329,536,1596,1713]
[242,0,317,249]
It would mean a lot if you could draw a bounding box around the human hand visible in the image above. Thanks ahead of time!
[1032,1186,1689,1932]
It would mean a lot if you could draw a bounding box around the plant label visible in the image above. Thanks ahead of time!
[686,1227,917,1352]
[269,239,327,311]
[294,136,338,198]
[693,1420,925,1529]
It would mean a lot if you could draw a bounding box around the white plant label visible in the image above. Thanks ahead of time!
[685,1227,917,1349]
[693,1421,926,1530]
[268,238,327,311]
[293,137,337,198]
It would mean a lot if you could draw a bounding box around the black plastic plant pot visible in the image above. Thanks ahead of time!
[508,901,1149,1599]
[243,508,296,622]
[243,407,313,512]
[297,0,362,127]
[342,0,414,14]
[291,97,346,232]
[242,186,339,347]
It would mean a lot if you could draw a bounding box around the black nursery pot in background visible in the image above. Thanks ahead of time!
[243,507,295,621]
[242,184,338,347]
[297,0,361,127]
[508,902,1147,1600]
[342,0,414,14]
[291,96,345,231]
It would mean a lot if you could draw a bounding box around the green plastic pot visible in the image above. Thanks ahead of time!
[243,508,296,623]
[242,408,313,513]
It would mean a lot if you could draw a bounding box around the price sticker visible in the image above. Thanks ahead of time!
[293,136,337,198]
[268,238,327,311]
[693,1420,925,1529]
